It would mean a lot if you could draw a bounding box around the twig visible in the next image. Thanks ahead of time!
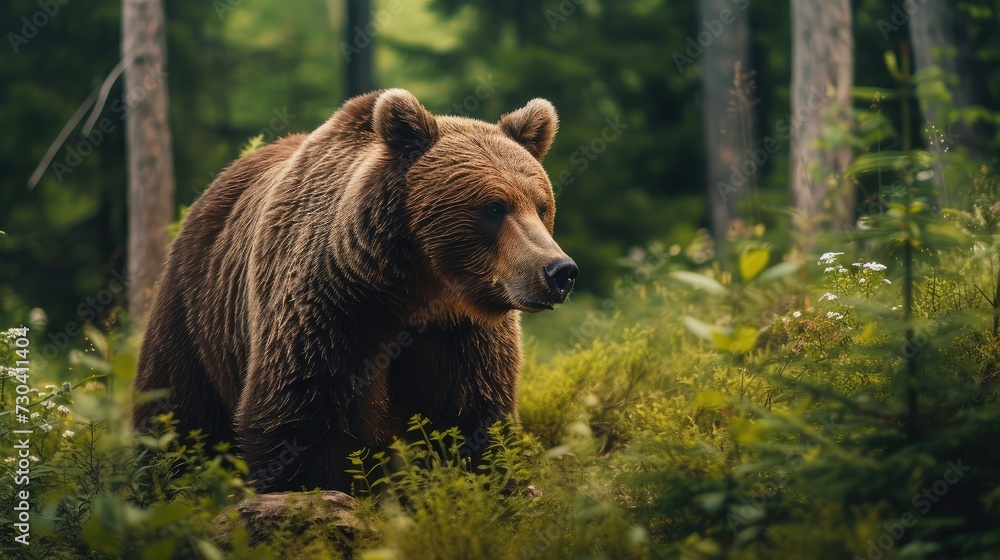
[81,53,137,136]
[26,88,98,190]
[26,54,137,190]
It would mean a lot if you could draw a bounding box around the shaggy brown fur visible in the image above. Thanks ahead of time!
[132,89,576,492]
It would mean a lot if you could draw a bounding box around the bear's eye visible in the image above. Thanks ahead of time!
[485,201,508,219]
[538,203,549,218]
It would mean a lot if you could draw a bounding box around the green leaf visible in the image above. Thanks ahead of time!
[756,260,803,283]
[853,322,877,345]
[82,323,109,358]
[146,499,191,531]
[239,134,266,157]
[156,431,179,451]
[142,539,176,560]
[711,330,734,351]
[82,516,123,555]
[697,491,728,514]
[196,539,225,560]
[731,416,768,445]
[710,325,757,353]
[846,151,934,177]
[82,496,126,555]
[739,248,770,283]
[884,50,901,80]
[845,152,911,177]
[683,316,729,341]
[669,271,728,295]
[114,352,138,382]
[360,549,401,560]
[730,326,759,353]
[693,390,727,410]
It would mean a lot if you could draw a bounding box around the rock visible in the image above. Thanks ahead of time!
[213,490,368,549]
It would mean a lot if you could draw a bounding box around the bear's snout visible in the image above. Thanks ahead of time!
[543,258,578,303]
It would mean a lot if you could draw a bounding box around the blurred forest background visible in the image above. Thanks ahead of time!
[4,0,997,331]
[3,1,1000,559]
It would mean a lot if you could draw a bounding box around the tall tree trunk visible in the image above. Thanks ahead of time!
[700,0,753,243]
[345,0,375,97]
[909,2,982,161]
[789,0,854,246]
[122,0,175,327]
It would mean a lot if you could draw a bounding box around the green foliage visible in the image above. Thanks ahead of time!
[347,416,651,560]
[0,331,263,559]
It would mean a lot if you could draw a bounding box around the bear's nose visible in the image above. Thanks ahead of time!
[543,258,578,303]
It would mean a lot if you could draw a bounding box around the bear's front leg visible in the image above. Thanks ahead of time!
[234,386,350,492]
[233,346,394,493]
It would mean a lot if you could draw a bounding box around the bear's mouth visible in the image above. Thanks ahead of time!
[502,282,559,312]
[515,299,556,312]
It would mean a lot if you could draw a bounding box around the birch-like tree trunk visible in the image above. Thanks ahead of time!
[789,0,854,244]
[122,0,175,326]
[700,0,753,243]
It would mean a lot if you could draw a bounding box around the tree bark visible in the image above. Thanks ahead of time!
[700,0,753,243]
[122,0,175,327]
[789,0,854,246]
[345,0,375,98]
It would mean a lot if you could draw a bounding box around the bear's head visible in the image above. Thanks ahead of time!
[372,89,577,322]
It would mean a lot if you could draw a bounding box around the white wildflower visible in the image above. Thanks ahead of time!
[883,279,892,284]
[792,311,802,318]
[826,311,845,320]
[62,430,75,439]
[859,277,867,283]
[44,384,57,390]
[29,412,39,419]
[818,252,843,265]
[892,306,899,311]
[819,293,838,302]
[852,262,864,267]
[3,457,14,463]
[41,400,56,409]
[824,266,836,273]
[29,456,39,462]
[863,262,887,272]
[56,405,70,415]
[40,423,52,432]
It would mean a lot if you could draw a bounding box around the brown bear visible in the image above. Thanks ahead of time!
[132,89,577,492]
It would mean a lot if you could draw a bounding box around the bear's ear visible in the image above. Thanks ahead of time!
[498,98,559,160]
[373,89,439,164]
